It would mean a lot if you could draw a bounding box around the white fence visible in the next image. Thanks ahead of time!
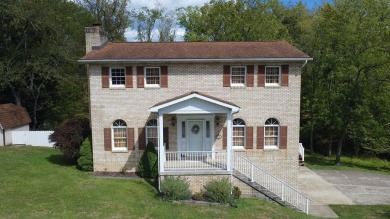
[12,131,54,147]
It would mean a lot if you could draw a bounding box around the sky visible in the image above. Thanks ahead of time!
[126,0,327,41]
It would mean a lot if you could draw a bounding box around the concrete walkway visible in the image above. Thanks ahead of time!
[298,167,353,218]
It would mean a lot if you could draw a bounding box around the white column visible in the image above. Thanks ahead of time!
[226,112,232,171]
[158,114,164,172]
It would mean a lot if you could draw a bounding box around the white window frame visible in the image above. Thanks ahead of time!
[109,67,126,88]
[233,118,246,150]
[146,119,158,147]
[144,67,161,88]
[230,66,246,86]
[112,119,128,152]
[264,118,280,149]
[265,66,281,87]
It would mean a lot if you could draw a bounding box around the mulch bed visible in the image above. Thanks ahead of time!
[94,171,143,179]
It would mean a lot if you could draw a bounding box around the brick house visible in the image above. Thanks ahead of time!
[0,103,31,146]
[80,25,312,213]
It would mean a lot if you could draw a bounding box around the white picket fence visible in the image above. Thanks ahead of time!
[12,131,54,147]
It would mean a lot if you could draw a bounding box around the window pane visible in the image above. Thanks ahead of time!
[111,68,125,85]
[113,128,127,148]
[145,68,160,85]
[231,67,245,84]
[266,67,280,84]
[206,121,210,138]
[182,121,186,138]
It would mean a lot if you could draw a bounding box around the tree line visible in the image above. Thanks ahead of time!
[0,0,389,162]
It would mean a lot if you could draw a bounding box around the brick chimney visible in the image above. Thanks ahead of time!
[85,23,108,54]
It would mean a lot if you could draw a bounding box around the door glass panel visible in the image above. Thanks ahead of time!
[206,121,210,138]
[182,121,186,138]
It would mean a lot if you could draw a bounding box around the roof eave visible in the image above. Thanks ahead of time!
[78,57,313,63]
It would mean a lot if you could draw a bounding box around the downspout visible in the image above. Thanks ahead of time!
[302,59,308,68]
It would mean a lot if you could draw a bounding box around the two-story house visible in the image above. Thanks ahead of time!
[79,24,312,213]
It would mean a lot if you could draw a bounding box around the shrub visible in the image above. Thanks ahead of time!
[77,137,93,171]
[203,178,233,204]
[49,117,91,160]
[137,142,158,178]
[160,177,191,201]
[232,186,242,199]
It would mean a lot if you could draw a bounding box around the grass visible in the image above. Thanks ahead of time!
[0,146,314,219]
[304,152,390,174]
[331,205,390,219]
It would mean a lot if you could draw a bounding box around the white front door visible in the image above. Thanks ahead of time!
[188,120,203,151]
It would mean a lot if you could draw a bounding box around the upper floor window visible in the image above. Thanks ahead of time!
[145,67,160,87]
[265,66,281,86]
[110,67,126,87]
[231,66,246,86]
[264,118,279,148]
[112,119,127,151]
[146,119,158,146]
[233,118,246,148]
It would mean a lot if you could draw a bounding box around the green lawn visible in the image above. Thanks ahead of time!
[0,146,313,219]
[304,152,390,174]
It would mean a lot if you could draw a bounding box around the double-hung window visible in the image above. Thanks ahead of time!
[145,67,160,87]
[233,118,246,149]
[265,66,281,86]
[110,67,125,87]
[231,66,246,86]
[112,119,127,151]
[264,118,279,148]
[146,119,158,146]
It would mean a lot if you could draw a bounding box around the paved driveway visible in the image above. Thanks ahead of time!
[314,170,390,205]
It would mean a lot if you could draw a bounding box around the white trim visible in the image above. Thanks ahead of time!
[149,93,240,113]
[109,67,126,88]
[79,58,313,63]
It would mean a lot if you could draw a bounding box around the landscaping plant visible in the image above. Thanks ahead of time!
[77,137,93,171]
[160,176,191,201]
[137,142,158,178]
[203,178,233,204]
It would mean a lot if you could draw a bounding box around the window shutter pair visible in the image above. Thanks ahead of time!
[138,127,169,150]
[223,65,254,87]
[137,66,168,88]
[222,126,253,149]
[258,65,289,87]
[101,66,133,88]
[103,128,135,151]
[256,126,287,149]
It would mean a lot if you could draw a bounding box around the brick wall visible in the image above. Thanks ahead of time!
[88,62,301,184]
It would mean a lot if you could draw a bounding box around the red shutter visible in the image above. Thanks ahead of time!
[125,66,133,88]
[102,66,109,88]
[279,126,288,149]
[104,128,111,151]
[257,126,264,149]
[138,128,146,150]
[223,127,227,149]
[127,128,135,150]
[161,66,168,88]
[247,65,254,87]
[258,65,265,87]
[246,127,253,149]
[281,65,289,87]
[163,127,169,150]
[137,66,144,88]
[223,65,230,87]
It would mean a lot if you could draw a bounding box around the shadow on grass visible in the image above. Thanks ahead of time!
[46,154,76,167]
[305,153,390,173]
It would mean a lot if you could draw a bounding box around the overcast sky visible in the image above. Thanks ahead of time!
[126,0,327,41]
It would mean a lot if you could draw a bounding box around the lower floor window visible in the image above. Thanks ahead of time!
[233,118,245,147]
[112,119,127,149]
[146,119,158,146]
[264,118,279,147]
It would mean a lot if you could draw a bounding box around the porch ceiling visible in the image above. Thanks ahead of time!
[149,91,240,114]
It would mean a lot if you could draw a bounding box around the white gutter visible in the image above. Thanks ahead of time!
[302,59,309,68]
[78,58,313,63]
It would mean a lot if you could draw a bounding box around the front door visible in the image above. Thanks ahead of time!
[188,120,203,151]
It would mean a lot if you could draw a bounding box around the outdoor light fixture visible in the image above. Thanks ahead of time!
[215,115,220,126]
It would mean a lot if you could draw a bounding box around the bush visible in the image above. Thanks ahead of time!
[191,192,205,201]
[77,137,93,171]
[49,117,91,160]
[232,186,242,199]
[203,178,233,204]
[160,177,191,201]
[137,142,158,178]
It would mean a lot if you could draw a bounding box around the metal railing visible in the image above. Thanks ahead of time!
[163,151,227,171]
[233,152,309,214]
[299,143,305,161]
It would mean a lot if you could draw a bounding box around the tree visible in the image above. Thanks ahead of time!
[133,4,163,42]
[137,142,158,178]
[77,137,93,171]
[79,0,132,41]
[302,0,390,163]
[158,12,176,42]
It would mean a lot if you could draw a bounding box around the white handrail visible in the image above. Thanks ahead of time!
[163,151,227,171]
[299,143,305,161]
[233,152,309,214]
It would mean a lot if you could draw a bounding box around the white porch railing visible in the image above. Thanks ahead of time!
[233,152,309,214]
[163,151,227,171]
[299,143,305,161]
